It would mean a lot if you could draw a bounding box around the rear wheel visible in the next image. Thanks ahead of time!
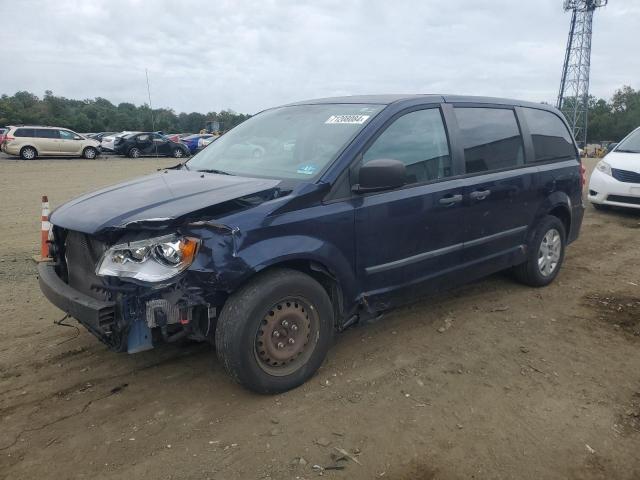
[20,146,37,160]
[172,148,185,158]
[513,215,566,287]
[128,147,141,158]
[82,147,98,159]
[215,268,334,393]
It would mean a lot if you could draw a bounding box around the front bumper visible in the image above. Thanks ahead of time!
[588,169,640,209]
[38,262,117,343]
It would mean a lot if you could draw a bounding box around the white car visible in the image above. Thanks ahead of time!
[589,127,640,210]
[101,131,139,152]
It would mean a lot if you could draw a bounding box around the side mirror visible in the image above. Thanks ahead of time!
[353,158,406,193]
[74,135,82,140]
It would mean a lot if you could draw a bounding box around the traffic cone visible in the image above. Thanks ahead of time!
[35,195,51,262]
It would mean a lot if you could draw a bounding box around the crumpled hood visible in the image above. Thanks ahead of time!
[50,169,281,234]
[604,151,640,172]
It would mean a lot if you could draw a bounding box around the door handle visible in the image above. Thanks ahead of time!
[439,194,463,206]
[469,189,491,201]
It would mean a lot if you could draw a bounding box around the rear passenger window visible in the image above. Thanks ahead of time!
[522,108,576,162]
[363,108,451,184]
[36,129,60,138]
[14,128,35,137]
[454,108,524,174]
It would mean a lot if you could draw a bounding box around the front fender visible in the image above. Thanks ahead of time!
[237,234,358,302]
[187,226,358,309]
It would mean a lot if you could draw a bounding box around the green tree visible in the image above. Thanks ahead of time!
[0,90,250,134]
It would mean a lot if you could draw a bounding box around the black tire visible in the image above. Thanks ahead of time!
[20,146,37,160]
[128,147,141,158]
[83,147,98,159]
[215,268,334,394]
[172,148,185,158]
[513,215,566,287]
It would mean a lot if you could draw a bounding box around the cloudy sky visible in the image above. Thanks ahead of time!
[1,0,638,115]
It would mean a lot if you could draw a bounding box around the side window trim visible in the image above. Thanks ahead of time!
[440,103,465,177]
[514,107,535,164]
[352,104,453,190]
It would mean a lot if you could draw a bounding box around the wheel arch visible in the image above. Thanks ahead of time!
[548,204,571,238]
[250,257,353,329]
[532,191,572,238]
[219,237,358,330]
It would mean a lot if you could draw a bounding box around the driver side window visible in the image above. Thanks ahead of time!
[362,108,451,185]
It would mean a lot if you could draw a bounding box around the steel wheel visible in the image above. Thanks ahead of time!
[538,228,561,277]
[254,297,319,376]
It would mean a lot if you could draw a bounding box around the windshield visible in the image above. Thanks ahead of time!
[615,128,640,153]
[187,104,383,180]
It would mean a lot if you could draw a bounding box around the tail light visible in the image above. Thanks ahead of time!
[580,163,586,188]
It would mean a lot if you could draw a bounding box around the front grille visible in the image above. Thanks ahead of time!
[607,194,640,206]
[612,168,640,184]
[64,231,110,301]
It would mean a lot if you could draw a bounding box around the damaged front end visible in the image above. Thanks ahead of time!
[37,168,284,353]
[41,227,217,353]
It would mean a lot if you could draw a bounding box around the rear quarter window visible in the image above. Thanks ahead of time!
[522,108,577,162]
[14,128,35,137]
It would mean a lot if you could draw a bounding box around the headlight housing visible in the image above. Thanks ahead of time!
[96,234,200,282]
[596,160,612,176]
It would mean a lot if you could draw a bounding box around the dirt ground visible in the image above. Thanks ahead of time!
[1,155,639,480]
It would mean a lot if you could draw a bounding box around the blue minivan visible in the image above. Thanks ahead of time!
[39,95,584,393]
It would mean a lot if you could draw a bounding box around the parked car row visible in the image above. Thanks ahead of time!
[113,132,191,158]
[97,131,217,157]
[0,126,217,159]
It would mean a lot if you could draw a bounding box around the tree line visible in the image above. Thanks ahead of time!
[586,86,640,143]
[0,90,251,134]
[0,86,638,142]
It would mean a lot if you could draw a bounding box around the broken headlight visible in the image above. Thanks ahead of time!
[96,234,201,282]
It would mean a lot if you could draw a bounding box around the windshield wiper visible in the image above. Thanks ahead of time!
[197,168,234,176]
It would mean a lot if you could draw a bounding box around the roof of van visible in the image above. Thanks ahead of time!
[284,94,558,111]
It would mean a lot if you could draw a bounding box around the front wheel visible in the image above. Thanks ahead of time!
[83,147,98,159]
[513,215,566,287]
[172,148,185,158]
[215,269,334,393]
